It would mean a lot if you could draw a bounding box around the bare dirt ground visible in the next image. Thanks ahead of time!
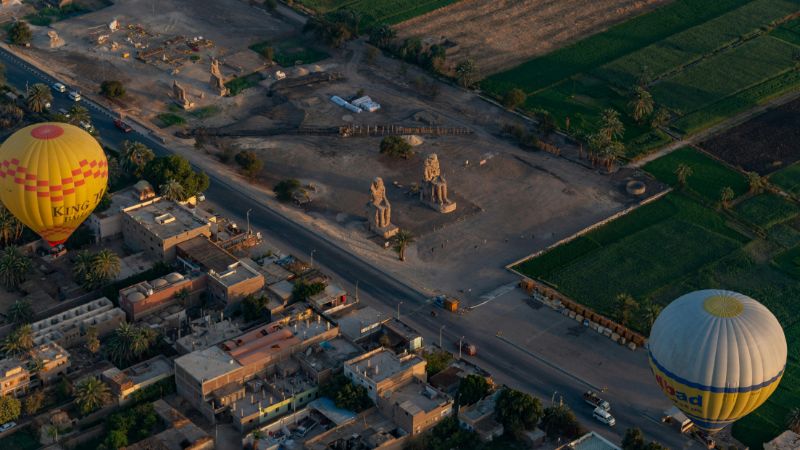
[393,0,671,76]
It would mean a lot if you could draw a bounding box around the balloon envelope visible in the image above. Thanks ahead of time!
[648,290,786,433]
[0,123,108,246]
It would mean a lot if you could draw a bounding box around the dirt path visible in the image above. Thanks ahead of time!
[393,0,670,76]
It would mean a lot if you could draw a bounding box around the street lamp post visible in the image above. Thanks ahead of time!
[439,325,446,349]
[459,336,464,359]
[246,208,252,236]
[397,301,403,320]
[310,249,316,269]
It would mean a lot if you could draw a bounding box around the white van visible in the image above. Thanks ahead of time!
[68,91,81,102]
[593,407,616,426]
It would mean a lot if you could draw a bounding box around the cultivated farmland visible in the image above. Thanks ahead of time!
[294,0,461,26]
[642,147,748,202]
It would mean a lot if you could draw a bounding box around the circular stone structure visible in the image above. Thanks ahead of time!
[626,180,646,195]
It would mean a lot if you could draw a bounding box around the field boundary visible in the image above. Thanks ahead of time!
[505,187,673,272]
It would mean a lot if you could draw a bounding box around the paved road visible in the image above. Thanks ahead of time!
[0,46,693,448]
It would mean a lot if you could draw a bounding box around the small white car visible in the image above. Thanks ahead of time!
[196,192,205,202]
[0,421,16,432]
[593,407,616,426]
[52,82,67,93]
[68,91,81,102]
[79,120,94,132]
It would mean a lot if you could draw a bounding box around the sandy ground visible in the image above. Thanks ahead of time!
[393,0,672,76]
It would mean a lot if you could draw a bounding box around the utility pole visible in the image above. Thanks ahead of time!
[310,249,316,269]
[397,301,403,320]
[459,336,464,359]
[439,325,446,349]
[246,208,252,236]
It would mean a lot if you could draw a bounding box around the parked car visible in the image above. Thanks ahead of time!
[0,421,17,432]
[114,119,133,133]
[68,91,81,101]
[592,407,616,426]
[79,120,94,133]
[196,192,206,202]
[52,82,67,93]
[57,107,70,118]
[583,390,610,411]
[455,339,477,356]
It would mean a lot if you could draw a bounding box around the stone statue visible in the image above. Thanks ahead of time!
[420,153,456,213]
[172,80,194,110]
[209,59,229,96]
[47,30,64,48]
[367,177,398,239]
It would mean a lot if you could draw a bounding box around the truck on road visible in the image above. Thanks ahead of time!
[433,295,459,312]
[583,391,610,411]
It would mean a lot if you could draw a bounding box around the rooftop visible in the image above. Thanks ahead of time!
[124,199,209,240]
[176,316,241,353]
[30,342,69,364]
[176,235,237,273]
[256,260,293,285]
[0,358,26,378]
[566,432,622,450]
[308,284,346,307]
[233,365,317,419]
[295,337,361,374]
[175,345,242,383]
[94,183,153,219]
[335,306,388,340]
[103,355,173,392]
[120,272,189,304]
[382,379,451,416]
[346,348,425,384]
[221,314,333,366]
[383,318,421,342]
[208,260,262,287]
[305,408,405,450]
[267,280,294,301]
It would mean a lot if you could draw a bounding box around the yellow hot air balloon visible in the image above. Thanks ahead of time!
[0,123,108,247]
[648,290,787,433]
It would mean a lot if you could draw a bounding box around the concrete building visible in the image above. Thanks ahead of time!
[379,319,423,352]
[305,407,408,450]
[30,342,70,385]
[175,315,241,354]
[308,284,348,313]
[126,399,214,450]
[458,391,503,442]
[0,359,30,397]
[335,306,388,342]
[102,355,174,405]
[122,198,211,261]
[428,359,493,397]
[174,312,338,423]
[88,181,155,242]
[377,377,453,436]
[295,337,362,384]
[344,348,426,403]
[31,297,125,347]
[557,432,622,450]
[765,431,800,450]
[119,271,206,321]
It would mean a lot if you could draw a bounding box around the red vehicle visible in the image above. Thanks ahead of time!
[114,119,133,133]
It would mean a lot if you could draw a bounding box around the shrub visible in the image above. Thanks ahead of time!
[8,22,32,46]
[274,179,301,202]
[235,150,263,179]
[380,136,413,159]
[502,88,527,109]
[100,80,126,99]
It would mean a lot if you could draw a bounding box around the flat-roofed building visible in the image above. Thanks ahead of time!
[88,181,156,242]
[305,407,408,450]
[335,306,388,342]
[557,431,621,450]
[119,271,206,321]
[126,399,214,450]
[458,391,503,442]
[122,198,211,261]
[31,297,125,347]
[174,312,338,422]
[175,316,241,354]
[102,355,174,405]
[0,358,30,397]
[30,342,70,384]
[343,348,426,402]
[377,377,453,436]
[295,337,362,384]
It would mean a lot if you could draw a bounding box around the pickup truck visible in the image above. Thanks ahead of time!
[583,391,610,411]
[114,119,133,133]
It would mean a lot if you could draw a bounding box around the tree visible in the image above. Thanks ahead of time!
[674,163,693,188]
[292,281,325,302]
[23,389,44,416]
[536,111,556,135]
[242,294,269,323]
[650,107,670,129]
[261,45,275,62]
[494,388,543,436]
[502,88,527,109]
[0,103,23,129]
[107,322,158,366]
[720,186,735,209]
[0,246,30,290]
[67,104,90,126]
[615,293,639,327]
[746,171,767,194]
[85,327,100,354]
[72,250,95,287]
[0,206,23,248]
[100,80,125,99]
[7,299,33,325]
[121,141,155,178]
[622,428,646,450]
[2,324,33,356]
[423,350,452,376]
[26,83,52,113]
[380,136,413,159]
[143,155,209,200]
[392,230,415,261]
[628,86,654,123]
[235,150,263,180]
[0,395,21,424]
[599,109,624,141]
[75,377,111,415]
[274,179,301,202]
[541,403,582,439]
[89,249,121,288]
[56,377,73,402]
[8,21,32,46]
[787,407,800,433]
[455,59,476,88]
[159,179,185,202]
[641,299,662,333]
[456,374,490,407]
[369,24,396,47]
[319,374,372,412]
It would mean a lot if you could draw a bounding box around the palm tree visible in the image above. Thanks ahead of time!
[107,157,122,186]
[121,141,155,177]
[674,163,693,188]
[3,324,33,356]
[0,246,30,290]
[455,59,476,88]
[0,103,23,128]
[26,83,52,113]
[0,205,24,247]
[720,186,735,209]
[598,139,625,172]
[787,407,800,433]
[746,171,767,194]
[641,299,663,333]
[90,249,121,286]
[614,293,638,327]
[72,250,95,287]
[628,86,654,123]
[107,323,157,366]
[392,230,415,261]
[74,377,111,415]
[7,299,33,325]
[650,107,670,129]
[67,104,90,126]
[85,327,100,354]
[160,179,185,202]
[600,109,624,141]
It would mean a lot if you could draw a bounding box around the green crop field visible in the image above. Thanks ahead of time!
[250,38,330,67]
[770,162,800,196]
[642,147,748,202]
[735,193,799,230]
[294,0,459,26]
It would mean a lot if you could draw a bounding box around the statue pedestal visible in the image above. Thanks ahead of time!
[174,99,195,110]
[370,223,399,239]
[424,199,457,214]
